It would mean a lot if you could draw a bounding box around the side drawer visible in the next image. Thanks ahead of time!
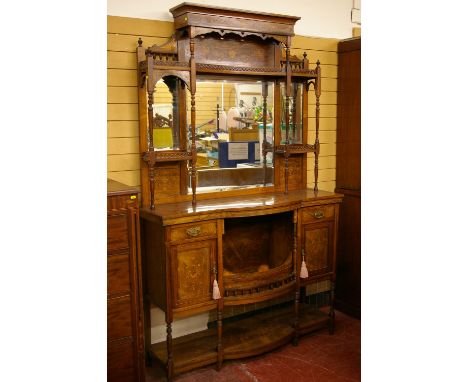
[107,253,131,295]
[107,295,133,340]
[302,205,335,224]
[108,213,129,252]
[169,220,217,242]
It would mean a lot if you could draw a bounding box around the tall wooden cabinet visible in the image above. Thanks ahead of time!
[335,37,361,318]
[107,180,145,382]
[135,4,343,380]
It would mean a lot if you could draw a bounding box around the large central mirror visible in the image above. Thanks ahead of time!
[188,79,275,192]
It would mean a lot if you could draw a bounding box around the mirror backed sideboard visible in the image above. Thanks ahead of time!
[133,4,344,381]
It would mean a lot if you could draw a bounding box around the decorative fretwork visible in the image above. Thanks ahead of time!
[224,273,295,297]
[153,60,189,68]
[196,63,283,73]
[275,144,316,155]
[142,150,192,164]
[192,27,288,44]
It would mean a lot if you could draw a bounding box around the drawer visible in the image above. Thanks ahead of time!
[169,221,217,242]
[302,205,335,224]
[107,295,133,340]
[107,254,131,295]
[108,214,129,252]
[107,339,136,382]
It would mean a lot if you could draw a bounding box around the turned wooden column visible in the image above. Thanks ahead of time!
[293,209,299,346]
[314,60,321,193]
[262,81,268,186]
[284,36,291,194]
[189,28,197,206]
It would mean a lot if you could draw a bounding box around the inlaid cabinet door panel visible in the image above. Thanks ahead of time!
[302,221,334,277]
[170,239,216,309]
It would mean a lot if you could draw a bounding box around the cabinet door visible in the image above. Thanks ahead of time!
[170,239,217,309]
[302,221,334,278]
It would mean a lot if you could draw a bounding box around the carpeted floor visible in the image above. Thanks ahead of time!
[146,310,360,382]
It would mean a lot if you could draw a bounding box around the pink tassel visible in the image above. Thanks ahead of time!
[212,279,221,300]
[300,259,309,279]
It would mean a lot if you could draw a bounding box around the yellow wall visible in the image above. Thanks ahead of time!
[107,15,338,192]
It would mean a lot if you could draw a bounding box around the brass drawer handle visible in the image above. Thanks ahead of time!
[313,210,324,219]
[186,226,201,237]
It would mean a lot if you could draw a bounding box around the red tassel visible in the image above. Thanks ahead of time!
[300,259,309,279]
[212,279,221,300]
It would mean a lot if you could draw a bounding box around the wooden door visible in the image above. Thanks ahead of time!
[302,221,335,278]
[170,239,217,309]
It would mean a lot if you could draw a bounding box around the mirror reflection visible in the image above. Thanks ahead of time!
[280,82,303,144]
[189,79,275,192]
[152,77,185,150]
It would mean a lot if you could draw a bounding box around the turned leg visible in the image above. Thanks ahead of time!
[166,320,173,381]
[328,281,335,335]
[293,290,300,346]
[216,307,223,371]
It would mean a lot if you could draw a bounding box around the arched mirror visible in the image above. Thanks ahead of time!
[152,76,188,151]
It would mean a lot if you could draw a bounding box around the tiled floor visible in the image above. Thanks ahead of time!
[146,310,360,382]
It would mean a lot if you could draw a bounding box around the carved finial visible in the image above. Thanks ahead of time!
[316,60,321,66]
[303,52,307,59]
[138,37,143,47]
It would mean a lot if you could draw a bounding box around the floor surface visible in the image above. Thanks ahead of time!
[146,310,360,382]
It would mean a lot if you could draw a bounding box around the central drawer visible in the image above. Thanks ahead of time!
[169,221,217,242]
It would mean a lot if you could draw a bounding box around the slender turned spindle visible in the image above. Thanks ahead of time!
[262,82,268,186]
[166,321,173,381]
[314,60,321,193]
[189,35,197,206]
[291,83,297,143]
[147,90,154,151]
[293,210,299,346]
[284,38,291,193]
[149,164,155,209]
[217,307,223,370]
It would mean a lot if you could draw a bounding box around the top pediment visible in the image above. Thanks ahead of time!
[169,2,300,37]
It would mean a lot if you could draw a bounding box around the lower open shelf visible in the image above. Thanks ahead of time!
[150,303,330,375]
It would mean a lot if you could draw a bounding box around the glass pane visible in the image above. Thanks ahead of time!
[280,82,303,144]
[152,77,182,150]
[187,79,275,193]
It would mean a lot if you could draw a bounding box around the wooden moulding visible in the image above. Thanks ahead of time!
[150,303,328,375]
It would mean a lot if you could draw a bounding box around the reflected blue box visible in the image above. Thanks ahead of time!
[218,141,259,168]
